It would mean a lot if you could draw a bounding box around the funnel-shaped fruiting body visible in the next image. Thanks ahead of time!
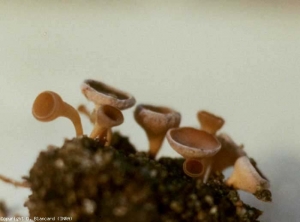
[81,79,136,110]
[81,79,135,145]
[166,127,221,179]
[134,104,181,159]
[226,156,270,195]
[32,91,83,136]
[197,111,224,135]
[90,105,124,141]
[167,127,221,159]
[212,133,246,172]
[183,158,204,178]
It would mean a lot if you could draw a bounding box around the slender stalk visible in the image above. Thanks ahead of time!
[148,134,165,159]
[0,174,30,188]
[62,102,83,136]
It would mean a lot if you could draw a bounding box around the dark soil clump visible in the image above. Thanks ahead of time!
[25,133,262,222]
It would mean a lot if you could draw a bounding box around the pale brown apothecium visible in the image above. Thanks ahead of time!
[212,133,247,172]
[226,156,270,195]
[166,127,221,179]
[167,127,221,159]
[32,91,83,136]
[81,79,135,144]
[134,104,181,159]
[197,110,225,135]
[183,158,204,178]
[26,79,271,202]
[89,105,124,141]
[81,79,136,110]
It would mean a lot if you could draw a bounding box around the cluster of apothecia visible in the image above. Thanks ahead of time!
[31,79,270,201]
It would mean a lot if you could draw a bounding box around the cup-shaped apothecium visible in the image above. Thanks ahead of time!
[167,127,221,159]
[166,127,221,179]
[134,104,181,159]
[197,110,225,135]
[183,158,204,178]
[90,105,124,141]
[32,91,83,136]
[81,79,136,110]
[212,133,246,172]
[81,79,135,144]
[226,156,270,197]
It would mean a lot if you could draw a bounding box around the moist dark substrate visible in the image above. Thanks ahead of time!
[25,133,262,222]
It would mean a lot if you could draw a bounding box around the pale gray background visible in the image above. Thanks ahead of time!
[0,1,299,221]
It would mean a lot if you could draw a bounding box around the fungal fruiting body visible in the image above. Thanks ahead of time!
[194,110,271,201]
[213,133,271,201]
[213,133,246,172]
[32,91,83,136]
[0,79,271,205]
[25,135,264,221]
[29,82,270,201]
[166,127,221,180]
[183,158,204,178]
[134,104,181,159]
[89,105,124,143]
[81,79,136,110]
[197,110,225,135]
[80,79,135,145]
[226,156,270,199]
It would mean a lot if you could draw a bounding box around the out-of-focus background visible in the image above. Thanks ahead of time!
[0,1,299,221]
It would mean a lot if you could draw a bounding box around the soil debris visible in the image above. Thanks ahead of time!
[25,133,262,222]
